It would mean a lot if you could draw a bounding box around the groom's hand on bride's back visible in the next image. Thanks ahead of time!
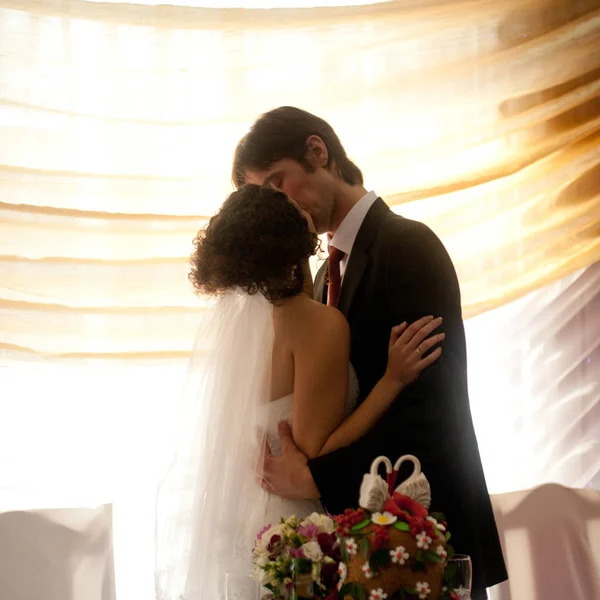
[256,421,320,500]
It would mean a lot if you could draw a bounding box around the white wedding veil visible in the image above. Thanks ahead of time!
[155,288,273,600]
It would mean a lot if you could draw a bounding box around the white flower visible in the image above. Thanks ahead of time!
[427,516,446,533]
[390,545,409,565]
[416,531,432,550]
[369,588,388,600]
[254,554,269,568]
[371,511,398,526]
[304,512,336,533]
[435,545,448,559]
[415,581,431,599]
[337,562,347,589]
[361,562,374,579]
[255,523,284,553]
[345,537,358,555]
[301,540,323,562]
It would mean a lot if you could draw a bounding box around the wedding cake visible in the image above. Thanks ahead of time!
[334,455,456,600]
[252,455,458,600]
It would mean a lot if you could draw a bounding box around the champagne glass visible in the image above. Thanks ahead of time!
[446,554,472,600]
[224,570,261,600]
[292,557,314,599]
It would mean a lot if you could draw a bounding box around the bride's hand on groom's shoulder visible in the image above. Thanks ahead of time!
[256,421,320,500]
[385,315,444,387]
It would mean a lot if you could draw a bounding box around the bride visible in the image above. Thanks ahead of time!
[155,184,443,600]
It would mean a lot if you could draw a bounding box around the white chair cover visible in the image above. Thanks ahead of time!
[489,484,600,600]
[0,504,116,600]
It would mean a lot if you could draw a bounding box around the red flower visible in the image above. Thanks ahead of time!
[334,508,366,535]
[391,492,429,519]
[317,532,336,555]
[320,562,339,590]
[267,534,282,552]
[372,526,390,550]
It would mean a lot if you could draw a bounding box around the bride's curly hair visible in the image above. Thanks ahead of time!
[190,184,319,304]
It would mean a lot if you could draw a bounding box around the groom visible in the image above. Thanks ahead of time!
[234,107,507,599]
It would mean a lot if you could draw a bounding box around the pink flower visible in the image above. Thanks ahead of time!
[297,523,318,539]
[257,524,272,540]
[435,545,448,559]
[369,589,388,600]
[361,562,373,579]
[289,547,305,559]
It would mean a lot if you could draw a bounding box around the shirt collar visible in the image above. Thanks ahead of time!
[329,190,378,256]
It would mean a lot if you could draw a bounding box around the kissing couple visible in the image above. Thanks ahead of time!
[155,107,507,600]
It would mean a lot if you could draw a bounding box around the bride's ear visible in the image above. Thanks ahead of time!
[288,265,298,283]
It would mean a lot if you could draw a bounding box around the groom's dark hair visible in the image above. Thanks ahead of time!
[232,107,363,188]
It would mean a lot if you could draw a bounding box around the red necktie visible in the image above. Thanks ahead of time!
[327,246,345,307]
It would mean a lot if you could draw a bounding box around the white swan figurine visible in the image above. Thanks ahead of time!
[358,456,392,513]
[393,455,432,509]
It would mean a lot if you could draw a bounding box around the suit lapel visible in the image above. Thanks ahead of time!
[337,198,390,317]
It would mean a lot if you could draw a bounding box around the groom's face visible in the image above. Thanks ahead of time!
[243,159,335,235]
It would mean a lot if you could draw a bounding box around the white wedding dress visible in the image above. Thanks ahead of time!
[156,291,360,600]
[258,365,360,525]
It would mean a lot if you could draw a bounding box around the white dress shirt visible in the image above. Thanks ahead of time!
[329,190,378,278]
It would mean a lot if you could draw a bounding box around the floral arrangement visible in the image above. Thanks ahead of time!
[254,453,464,600]
[332,492,460,600]
[253,512,343,599]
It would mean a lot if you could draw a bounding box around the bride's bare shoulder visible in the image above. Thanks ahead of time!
[275,296,349,342]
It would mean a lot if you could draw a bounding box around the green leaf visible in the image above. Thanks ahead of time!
[404,587,418,595]
[430,511,446,523]
[356,583,367,600]
[359,536,370,560]
[351,519,371,532]
[339,583,353,597]
[389,589,406,600]
[441,590,452,600]
[446,544,455,560]
[369,548,391,573]
[444,561,457,584]
[411,554,427,573]
[341,541,349,564]
[292,557,312,574]
[394,520,410,532]
[424,550,445,564]
[444,531,452,542]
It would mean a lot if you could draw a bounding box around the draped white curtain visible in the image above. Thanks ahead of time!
[1,0,599,597]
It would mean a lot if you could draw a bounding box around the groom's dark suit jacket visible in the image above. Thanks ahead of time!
[309,199,507,597]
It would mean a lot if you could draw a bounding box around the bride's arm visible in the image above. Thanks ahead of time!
[318,316,443,455]
[292,312,443,459]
